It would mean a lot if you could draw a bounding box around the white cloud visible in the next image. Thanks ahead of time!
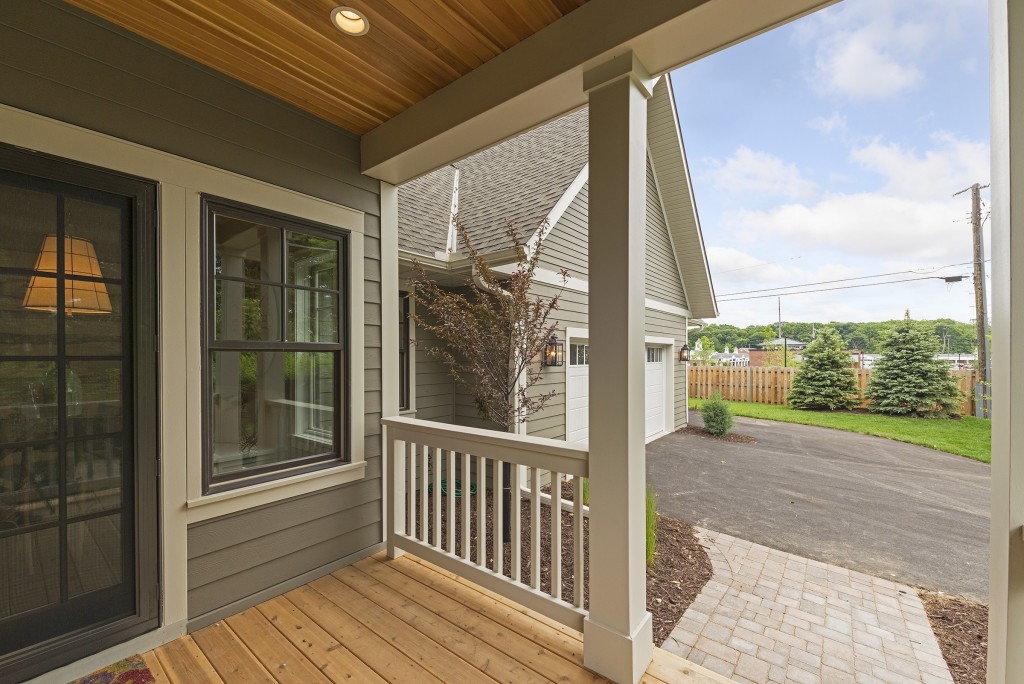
[733,193,967,262]
[850,133,989,200]
[798,0,974,101]
[707,146,818,201]
[808,112,847,136]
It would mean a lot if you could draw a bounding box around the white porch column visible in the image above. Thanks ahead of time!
[988,3,1024,682]
[583,52,655,684]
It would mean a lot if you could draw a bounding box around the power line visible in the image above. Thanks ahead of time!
[717,274,969,302]
[716,260,983,297]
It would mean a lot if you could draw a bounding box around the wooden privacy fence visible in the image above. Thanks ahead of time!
[688,366,979,416]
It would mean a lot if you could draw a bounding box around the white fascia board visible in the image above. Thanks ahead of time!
[664,76,718,318]
[527,162,589,256]
[362,0,837,184]
[505,264,695,318]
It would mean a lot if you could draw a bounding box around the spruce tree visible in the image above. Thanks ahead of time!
[866,312,962,417]
[787,327,858,410]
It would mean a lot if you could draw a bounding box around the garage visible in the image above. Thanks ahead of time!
[565,340,670,444]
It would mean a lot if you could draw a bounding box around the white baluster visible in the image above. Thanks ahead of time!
[476,455,486,567]
[447,449,456,554]
[461,452,471,560]
[493,459,503,574]
[531,467,541,590]
[551,470,562,599]
[573,474,584,608]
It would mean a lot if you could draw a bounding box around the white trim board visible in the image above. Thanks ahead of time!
[497,265,692,318]
[527,162,589,255]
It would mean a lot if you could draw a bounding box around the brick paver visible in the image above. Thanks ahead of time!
[663,529,954,684]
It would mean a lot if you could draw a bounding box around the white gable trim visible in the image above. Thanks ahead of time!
[647,143,692,313]
[445,166,461,254]
[527,162,589,256]
[645,298,692,318]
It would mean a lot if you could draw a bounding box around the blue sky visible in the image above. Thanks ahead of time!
[670,0,990,328]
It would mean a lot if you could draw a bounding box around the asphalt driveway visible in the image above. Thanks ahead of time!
[647,411,991,600]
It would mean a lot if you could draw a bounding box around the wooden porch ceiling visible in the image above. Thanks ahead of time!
[63,0,588,135]
[138,552,730,683]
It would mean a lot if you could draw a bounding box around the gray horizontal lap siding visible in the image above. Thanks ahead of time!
[414,307,456,424]
[645,158,687,310]
[0,0,385,625]
[538,184,589,279]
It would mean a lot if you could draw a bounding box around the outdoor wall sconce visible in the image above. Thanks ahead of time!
[543,334,564,367]
[678,343,690,363]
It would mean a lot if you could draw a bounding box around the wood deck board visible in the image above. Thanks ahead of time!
[308,574,499,684]
[141,651,168,682]
[134,549,722,684]
[349,557,601,683]
[335,564,552,684]
[153,636,225,684]
[190,621,277,683]
[224,609,333,684]
[256,595,387,684]
[286,586,440,684]
[369,554,587,660]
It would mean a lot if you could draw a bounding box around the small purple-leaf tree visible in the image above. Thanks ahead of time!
[409,218,567,543]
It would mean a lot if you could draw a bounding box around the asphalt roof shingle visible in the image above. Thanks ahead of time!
[398,108,589,255]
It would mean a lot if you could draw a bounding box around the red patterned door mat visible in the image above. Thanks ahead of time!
[70,655,155,684]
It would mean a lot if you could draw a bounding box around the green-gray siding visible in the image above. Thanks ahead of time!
[645,159,688,310]
[1,0,385,626]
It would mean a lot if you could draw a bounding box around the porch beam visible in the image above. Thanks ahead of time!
[988,2,1024,682]
[582,51,654,684]
[360,0,837,185]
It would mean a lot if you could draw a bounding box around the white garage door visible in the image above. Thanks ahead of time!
[566,341,590,444]
[564,341,668,444]
[645,346,666,440]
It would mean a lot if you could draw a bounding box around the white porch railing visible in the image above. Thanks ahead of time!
[382,415,589,630]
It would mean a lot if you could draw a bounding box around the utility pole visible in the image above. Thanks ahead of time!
[777,297,782,338]
[956,182,991,418]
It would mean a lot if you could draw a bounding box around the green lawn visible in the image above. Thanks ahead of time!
[688,398,992,464]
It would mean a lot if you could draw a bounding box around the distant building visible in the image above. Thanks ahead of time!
[851,352,976,370]
[710,345,749,366]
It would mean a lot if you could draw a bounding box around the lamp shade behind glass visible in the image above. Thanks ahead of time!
[22,234,112,314]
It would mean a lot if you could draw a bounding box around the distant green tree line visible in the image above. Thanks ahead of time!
[698,318,978,355]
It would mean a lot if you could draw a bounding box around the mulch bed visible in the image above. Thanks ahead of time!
[414,479,712,645]
[677,425,758,444]
[920,591,988,684]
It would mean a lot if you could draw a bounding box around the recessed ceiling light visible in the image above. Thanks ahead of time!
[331,7,369,36]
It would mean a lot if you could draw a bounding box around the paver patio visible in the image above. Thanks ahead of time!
[662,529,955,684]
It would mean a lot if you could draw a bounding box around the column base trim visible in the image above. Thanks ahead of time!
[583,610,654,684]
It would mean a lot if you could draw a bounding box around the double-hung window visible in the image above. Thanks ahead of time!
[202,197,348,493]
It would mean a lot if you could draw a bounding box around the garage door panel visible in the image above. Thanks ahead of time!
[565,342,667,444]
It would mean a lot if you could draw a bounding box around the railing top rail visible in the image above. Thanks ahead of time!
[382,415,589,465]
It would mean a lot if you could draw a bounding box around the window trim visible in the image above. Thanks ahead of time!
[199,195,351,494]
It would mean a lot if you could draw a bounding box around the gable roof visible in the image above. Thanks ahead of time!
[647,77,718,319]
[397,78,718,319]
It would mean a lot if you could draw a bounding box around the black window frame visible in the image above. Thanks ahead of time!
[399,291,411,411]
[200,195,350,494]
